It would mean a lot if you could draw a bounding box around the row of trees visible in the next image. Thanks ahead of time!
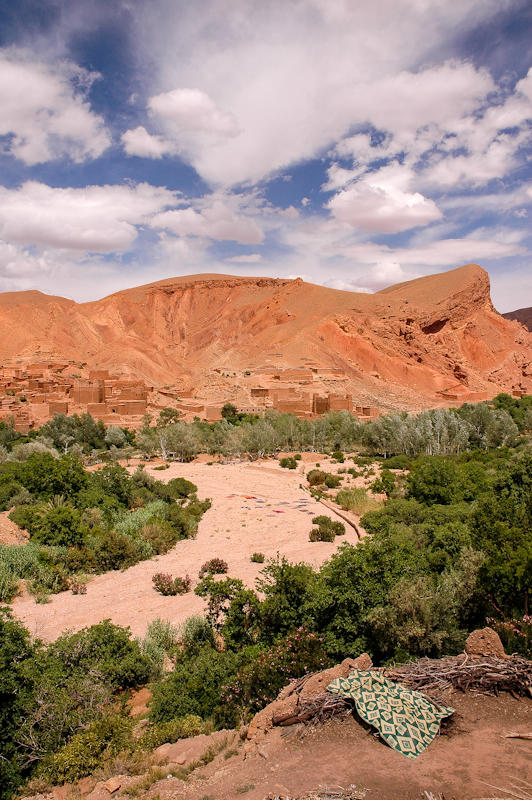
[135,401,523,461]
[0,394,528,463]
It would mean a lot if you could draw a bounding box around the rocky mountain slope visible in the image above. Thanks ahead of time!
[503,306,532,332]
[0,265,530,411]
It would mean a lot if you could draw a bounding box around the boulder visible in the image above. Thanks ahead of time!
[465,628,506,658]
[247,654,373,744]
[103,778,121,794]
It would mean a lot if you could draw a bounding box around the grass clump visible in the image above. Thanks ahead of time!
[336,487,379,515]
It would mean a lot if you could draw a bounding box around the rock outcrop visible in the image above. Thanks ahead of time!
[245,654,372,751]
[503,306,532,332]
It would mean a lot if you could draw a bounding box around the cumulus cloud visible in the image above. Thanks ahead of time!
[0,49,110,164]
[149,88,239,137]
[123,88,239,163]
[127,0,506,185]
[150,195,264,244]
[0,182,176,251]
[121,126,174,159]
[327,165,442,233]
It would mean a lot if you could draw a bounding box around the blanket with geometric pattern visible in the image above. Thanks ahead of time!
[327,670,454,759]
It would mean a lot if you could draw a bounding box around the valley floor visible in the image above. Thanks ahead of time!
[12,457,359,641]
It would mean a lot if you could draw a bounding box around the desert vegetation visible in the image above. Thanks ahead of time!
[0,454,209,603]
[0,395,531,798]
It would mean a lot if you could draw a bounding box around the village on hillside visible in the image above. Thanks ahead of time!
[2,357,523,434]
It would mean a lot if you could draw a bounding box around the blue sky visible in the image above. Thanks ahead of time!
[0,0,530,310]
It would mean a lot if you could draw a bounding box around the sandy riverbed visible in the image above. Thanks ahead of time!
[13,458,364,641]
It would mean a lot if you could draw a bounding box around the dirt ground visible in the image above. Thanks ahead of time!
[143,692,532,800]
[12,457,363,642]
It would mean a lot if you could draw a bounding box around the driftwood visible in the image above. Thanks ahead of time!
[385,655,532,701]
[264,786,367,800]
[504,732,532,740]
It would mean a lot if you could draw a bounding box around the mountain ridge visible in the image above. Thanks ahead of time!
[0,264,530,411]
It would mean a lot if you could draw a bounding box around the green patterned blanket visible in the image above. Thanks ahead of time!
[327,670,454,759]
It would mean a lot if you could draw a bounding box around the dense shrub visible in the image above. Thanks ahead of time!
[307,469,341,488]
[486,615,531,658]
[0,562,19,602]
[165,476,197,499]
[92,529,141,571]
[0,608,35,798]
[309,527,335,542]
[47,620,151,690]
[152,572,192,596]
[221,627,329,714]
[309,516,345,542]
[33,505,87,547]
[39,712,133,784]
[139,618,180,680]
[371,468,396,497]
[140,519,181,555]
[331,450,344,462]
[179,615,216,653]
[0,480,26,511]
[149,645,240,727]
[279,457,297,469]
[198,558,229,578]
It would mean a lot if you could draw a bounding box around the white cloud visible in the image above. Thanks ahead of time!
[121,126,174,159]
[128,0,507,186]
[225,253,263,263]
[0,49,110,164]
[327,165,442,233]
[150,195,264,244]
[149,88,239,137]
[0,182,176,251]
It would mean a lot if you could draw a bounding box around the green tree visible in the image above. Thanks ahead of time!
[0,608,35,799]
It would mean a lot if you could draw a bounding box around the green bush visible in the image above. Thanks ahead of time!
[0,562,19,602]
[336,487,379,514]
[0,608,35,798]
[221,627,329,714]
[165,477,197,499]
[8,504,43,535]
[309,527,335,542]
[198,558,229,578]
[180,615,215,653]
[149,645,240,727]
[309,515,345,541]
[279,457,297,469]
[40,712,134,784]
[308,469,341,488]
[307,469,326,486]
[331,450,344,462]
[139,618,180,680]
[140,519,180,555]
[0,480,26,511]
[33,505,87,547]
[250,552,265,563]
[92,529,141,571]
[47,620,151,690]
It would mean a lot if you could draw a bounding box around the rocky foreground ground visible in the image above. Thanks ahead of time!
[22,632,531,800]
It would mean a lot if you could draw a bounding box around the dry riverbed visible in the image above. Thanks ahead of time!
[13,457,366,641]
